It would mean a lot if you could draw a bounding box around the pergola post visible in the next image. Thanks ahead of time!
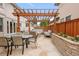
[27,16,30,32]
[17,15,20,32]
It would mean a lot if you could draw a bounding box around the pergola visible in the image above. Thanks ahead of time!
[13,8,58,32]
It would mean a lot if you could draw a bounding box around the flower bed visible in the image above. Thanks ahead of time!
[51,33,79,56]
[57,32,79,42]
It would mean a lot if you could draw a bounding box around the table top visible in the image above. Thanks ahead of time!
[22,34,33,38]
[3,33,33,39]
[4,34,11,38]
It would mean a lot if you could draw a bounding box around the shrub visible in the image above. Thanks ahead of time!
[58,33,79,42]
[63,34,68,38]
[58,32,68,38]
[74,36,79,42]
[70,38,76,41]
[58,32,64,36]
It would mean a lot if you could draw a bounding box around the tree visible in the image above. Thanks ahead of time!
[40,18,49,26]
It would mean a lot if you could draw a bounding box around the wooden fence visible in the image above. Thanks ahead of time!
[34,26,49,31]
[49,18,79,36]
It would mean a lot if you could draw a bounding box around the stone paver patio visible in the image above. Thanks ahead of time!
[0,35,61,56]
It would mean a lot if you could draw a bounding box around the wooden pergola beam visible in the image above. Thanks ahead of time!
[27,20,49,22]
[13,13,58,16]
[14,8,23,13]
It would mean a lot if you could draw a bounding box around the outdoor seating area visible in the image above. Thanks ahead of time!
[0,33,61,56]
[0,32,38,56]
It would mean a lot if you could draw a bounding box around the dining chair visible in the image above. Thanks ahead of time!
[11,34,25,55]
[0,34,11,56]
[29,32,38,48]
[16,32,22,35]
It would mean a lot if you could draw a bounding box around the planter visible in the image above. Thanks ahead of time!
[51,33,79,56]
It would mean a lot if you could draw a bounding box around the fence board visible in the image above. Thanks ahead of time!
[49,18,79,36]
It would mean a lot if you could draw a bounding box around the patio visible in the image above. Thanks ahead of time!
[0,34,61,56]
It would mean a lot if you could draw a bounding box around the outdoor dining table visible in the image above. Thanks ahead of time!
[3,34,12,55]
[4,34,12,42]
[22,34,33,48]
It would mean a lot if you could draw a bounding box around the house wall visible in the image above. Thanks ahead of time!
[20,16,27,32]
[3,3,17,33]
[58,3,79,23]
[0,3,27,35]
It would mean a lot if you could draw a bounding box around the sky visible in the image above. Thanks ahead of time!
[16,3,58,9]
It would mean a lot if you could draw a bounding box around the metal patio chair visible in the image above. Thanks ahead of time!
[0,34,11,56]
[10,34,25,55]
[29,32,38,48]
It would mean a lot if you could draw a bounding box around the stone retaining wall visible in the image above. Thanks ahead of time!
[51,33,79,56]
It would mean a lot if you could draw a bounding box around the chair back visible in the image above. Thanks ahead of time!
[16,32,22,35]
[30,32,38,42]
[30,32,36,37]
[12,34,22,45]
[0,34,7,46]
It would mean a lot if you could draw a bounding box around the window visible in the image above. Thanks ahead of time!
[14,23,15,32]
[56,17,60,22]
[0,18,3,32]
[56,17,60,20]
[0,3,3,7]
[60,18,64,22]
[10,22,12,33]
[66,15,71,21]
[7,21,9,33]
[26,22,28,27]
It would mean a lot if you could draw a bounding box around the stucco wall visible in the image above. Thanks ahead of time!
[20,16,27,32]
[58,3,79,23]
[0,3,17,34]
[4,3,17,33]
[0,3,28,34]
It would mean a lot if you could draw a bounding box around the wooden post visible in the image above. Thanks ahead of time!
[17,15,20,32]
[27,16,30,32]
